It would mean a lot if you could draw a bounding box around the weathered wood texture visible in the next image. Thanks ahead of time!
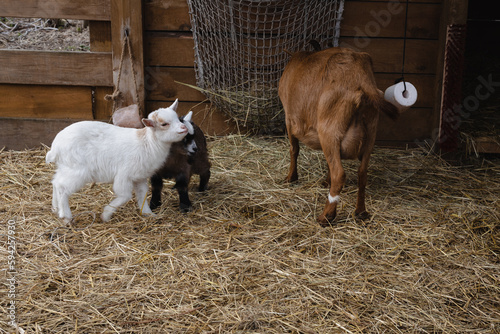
[0,50,112,86]
[110,0,145,114]
[88,21,114,121]
[0,0,449,149]
[0,84,93,119]
[143,0,444,144]
[0,118,88,151]
[0,0,111,20]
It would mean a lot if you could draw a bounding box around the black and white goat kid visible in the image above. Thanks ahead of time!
[150,111,211,212]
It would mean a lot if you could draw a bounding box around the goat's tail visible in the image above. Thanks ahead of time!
[375,94,400,121]
[364,88,400,121]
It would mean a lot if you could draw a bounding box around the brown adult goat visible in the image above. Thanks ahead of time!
[279,47,400,226]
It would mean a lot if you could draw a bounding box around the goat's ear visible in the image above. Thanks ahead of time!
[170,99,179,111]
[142,118,155,128]
[184,111,193,122]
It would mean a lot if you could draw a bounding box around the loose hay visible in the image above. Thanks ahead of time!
[1,136,499,333]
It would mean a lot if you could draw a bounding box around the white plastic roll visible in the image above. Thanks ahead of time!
[384,81,418,111]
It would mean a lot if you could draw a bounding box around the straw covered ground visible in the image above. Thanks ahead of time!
[1,135,499,333]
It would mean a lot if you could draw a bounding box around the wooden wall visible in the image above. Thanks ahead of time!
[143,0,444,145]
[0,0,444,149]
[0,0,114,150]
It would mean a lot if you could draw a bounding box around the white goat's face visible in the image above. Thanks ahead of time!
[143,101,188,143]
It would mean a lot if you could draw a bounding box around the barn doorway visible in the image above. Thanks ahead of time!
[461,1,500,153]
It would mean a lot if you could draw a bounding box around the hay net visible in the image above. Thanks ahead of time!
[187,0,345,133]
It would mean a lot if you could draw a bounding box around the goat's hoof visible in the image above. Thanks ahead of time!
[355,210,371,221]
[179,204,192,213]
[101,213,111,223]
[149,200,160,211]
[317,214,336,227]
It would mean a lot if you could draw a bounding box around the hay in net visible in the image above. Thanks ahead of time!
[187,0,345,133]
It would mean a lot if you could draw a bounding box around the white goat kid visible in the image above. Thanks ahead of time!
[46,99,189,223]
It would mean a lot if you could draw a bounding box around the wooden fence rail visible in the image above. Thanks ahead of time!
[0,0,111,20]
[0,0,145,149]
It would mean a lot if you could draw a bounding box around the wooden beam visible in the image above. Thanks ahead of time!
[0,0,110,21]
[0,50,112,86]
[473,137,500,154]
[0,118,82,150]
[145,67,206,102]
[110,0,145,115]
[89,21,113,121]
[144,0,191,32]
[89,21,112,52]
[0,84,93,119]
[145,33,195,67]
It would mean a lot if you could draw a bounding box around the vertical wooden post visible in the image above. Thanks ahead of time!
[437,0,468,152]
[110,0,145,116]
[89,21,113,120]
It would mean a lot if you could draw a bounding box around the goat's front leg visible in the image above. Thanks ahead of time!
[134,179,154,216]
[174,173,192,213]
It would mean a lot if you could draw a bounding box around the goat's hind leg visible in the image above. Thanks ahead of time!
[198,169,210,192]
[318,148,345,226]
[286,133,300,183]
[52,169,87,224]
[355,138,375,220]
[51,181,59,214]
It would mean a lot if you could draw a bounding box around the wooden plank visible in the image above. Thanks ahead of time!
[146,67,206,101]
[111,0,145,113]
[0,84,93,119]
[0,50,112,86]
[145,32,195,67]
[147,101,243,136]
[342,2,441,39]
[345,0,441,3]
[89,21,112,52]
[143,70,435,108]
[339,38,439,74]
[93,86,114,120]
[146,33,437,74]
[144,0,191,31]
[0,0,110,21]
[377,107,434,142]
[0,118,82,150]
[473,137,500,154]
[88,21,113,121]
[143,0,440,39]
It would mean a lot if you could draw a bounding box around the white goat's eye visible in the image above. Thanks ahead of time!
[161,123,169,127]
